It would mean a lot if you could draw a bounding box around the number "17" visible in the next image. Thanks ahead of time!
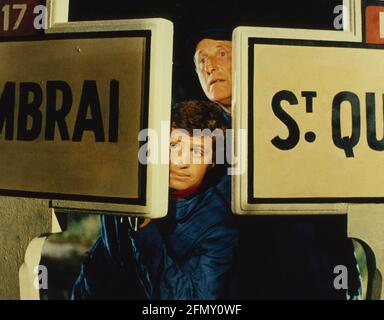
[2,4,27,31]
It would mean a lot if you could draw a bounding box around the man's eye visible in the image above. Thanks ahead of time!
[170,143,181,149]
[219,50,227,57]
[200,57,206,64]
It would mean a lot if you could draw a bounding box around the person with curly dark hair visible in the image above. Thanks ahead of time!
[71,100,238,300]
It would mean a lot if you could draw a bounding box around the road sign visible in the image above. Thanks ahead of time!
[230,0,384,215]
[0,19,173,218]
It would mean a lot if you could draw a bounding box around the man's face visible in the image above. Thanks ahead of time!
[194,39,232,107]
[169,129,212,191]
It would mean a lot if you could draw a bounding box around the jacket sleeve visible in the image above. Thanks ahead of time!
[71,232,146,300]
[71,236,114,300]
[129,221,238,300]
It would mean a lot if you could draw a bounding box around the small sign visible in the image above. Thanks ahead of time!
[366,5,384,44]
[0,0,45,37]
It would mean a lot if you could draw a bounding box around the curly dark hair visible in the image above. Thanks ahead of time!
[171,100,229,186]
[171,100,227,135]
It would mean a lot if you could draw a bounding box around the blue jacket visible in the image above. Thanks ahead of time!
[71,175,239,300]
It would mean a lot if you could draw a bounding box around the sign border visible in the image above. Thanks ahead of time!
[247,37,384,205]
[0,30,151,206]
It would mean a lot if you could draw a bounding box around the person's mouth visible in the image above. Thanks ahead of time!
[171,171,190,179]
[208,78,226,88]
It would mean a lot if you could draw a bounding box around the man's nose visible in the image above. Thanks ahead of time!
[171,148,190,167]
[204,57,216,74]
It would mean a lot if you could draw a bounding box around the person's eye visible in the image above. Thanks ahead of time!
[170,142,181,150]
[192,148,203,156]
[199,57,206,64]
[219,50,227,57]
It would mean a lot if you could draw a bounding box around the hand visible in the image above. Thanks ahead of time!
[139,218,151,229]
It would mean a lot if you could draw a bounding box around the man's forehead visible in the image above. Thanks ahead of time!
[171,129,213,145]
[195,39,232,54]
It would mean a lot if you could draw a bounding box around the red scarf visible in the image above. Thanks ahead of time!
[171,184,201,200]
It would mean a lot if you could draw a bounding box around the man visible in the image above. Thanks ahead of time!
[192,35,361,299]
[72,100,238,300]
[194,38,232,115]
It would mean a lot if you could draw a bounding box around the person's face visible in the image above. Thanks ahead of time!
[169,129,212,191]
[194,39,232,107]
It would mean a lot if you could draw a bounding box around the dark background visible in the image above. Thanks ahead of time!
[69,0,343,104]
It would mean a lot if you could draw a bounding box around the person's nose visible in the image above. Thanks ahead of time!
[204,56,217,75]
[170,147,190,168]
